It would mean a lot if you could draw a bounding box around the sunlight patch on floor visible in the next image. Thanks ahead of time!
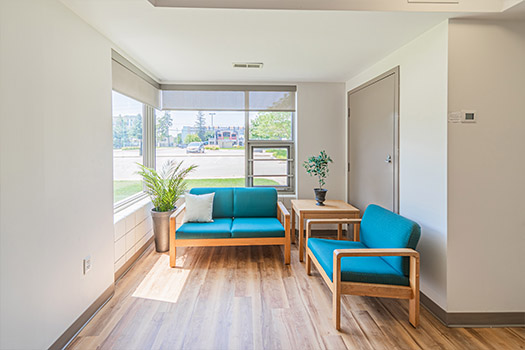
[132,254,189,303]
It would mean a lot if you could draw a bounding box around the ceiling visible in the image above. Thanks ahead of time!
[60,0,521,83]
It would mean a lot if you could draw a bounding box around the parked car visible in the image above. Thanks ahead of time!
[186,142,204,153]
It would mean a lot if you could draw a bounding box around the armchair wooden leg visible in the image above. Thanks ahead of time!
[409,291,420,327]
[299,214,305,262]
[284,242,291,265]
[409,254,420,327]
[333,254,342,330]
[170,246,176,268]
[284,216,291,265]
[306,251,311,275]
[291,209,296,244]
[333,282,341,330]
[169,217,176,268]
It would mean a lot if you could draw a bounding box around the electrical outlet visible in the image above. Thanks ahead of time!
[83,256,92,274]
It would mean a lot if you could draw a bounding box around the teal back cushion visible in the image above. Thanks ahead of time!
[360,204,421,276]
[189,188,234,218]
[233,188,277,218]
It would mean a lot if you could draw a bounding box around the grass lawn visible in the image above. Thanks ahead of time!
[114,181,143,203]
[114,178,279,203]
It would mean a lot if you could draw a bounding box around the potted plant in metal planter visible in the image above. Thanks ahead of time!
[137,160,197,252]
[302,150,333,206]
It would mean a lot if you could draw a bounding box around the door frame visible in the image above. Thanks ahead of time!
[347,66,400,213]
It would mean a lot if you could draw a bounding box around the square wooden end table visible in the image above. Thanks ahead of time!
[291,199,360,262]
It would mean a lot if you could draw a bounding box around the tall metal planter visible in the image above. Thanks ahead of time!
[151,209,175,252]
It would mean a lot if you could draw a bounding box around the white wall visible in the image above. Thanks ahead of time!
[0,0,115,348]
[296,83,347,202]
[345,21,449,309]
[447,19,525,312]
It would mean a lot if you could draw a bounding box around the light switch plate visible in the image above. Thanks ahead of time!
[83,256,92,274]
[448,111,462,123]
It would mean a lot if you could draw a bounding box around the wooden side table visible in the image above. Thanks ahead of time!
[291,200,360,262]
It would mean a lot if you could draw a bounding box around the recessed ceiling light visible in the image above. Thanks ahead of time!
[233,62,264,69]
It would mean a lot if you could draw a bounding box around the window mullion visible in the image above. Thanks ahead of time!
[143,105,156,169]
[244,91,250,187]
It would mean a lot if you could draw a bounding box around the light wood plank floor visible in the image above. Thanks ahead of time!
[68,244,525,350]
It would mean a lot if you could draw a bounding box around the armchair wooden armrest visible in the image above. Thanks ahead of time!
[305,218,362,246]
[306,218,362,237]
[333,248,419,259]
[277,201,290,220]
[332,248,420,327]
[169,203,186,268]
[277,201,291,265]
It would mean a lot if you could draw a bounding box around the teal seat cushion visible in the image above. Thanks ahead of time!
[233,188,277,218]
[360,205,421,276]
[176,218,232,239]
[189,187,233,218]
[307,238,409,286]
[231,217,285,238]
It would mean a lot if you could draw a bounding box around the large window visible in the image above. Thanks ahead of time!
[160,87,296,193]
[112,91,155,206]
[112,87,296,209]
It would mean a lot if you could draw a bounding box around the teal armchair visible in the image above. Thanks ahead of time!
[305,204,421,329]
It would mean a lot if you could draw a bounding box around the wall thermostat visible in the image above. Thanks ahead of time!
[461,110,476,123]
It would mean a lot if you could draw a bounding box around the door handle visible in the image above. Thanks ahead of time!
[385,155,392,163]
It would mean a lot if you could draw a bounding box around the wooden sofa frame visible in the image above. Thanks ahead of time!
[169,201,291,267]
[305,218,420,330]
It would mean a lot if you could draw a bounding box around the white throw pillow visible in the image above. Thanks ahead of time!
[183,192,215,223]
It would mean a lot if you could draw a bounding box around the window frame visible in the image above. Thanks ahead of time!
[246,141,295,193]
[245,109,295,194]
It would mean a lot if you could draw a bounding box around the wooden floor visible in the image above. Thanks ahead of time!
[68,243,525,350]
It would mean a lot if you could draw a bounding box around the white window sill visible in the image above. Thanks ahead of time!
[114,191,148,213]
[114,196,152,224]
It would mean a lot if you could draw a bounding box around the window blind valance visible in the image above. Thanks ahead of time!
[111,50,161,109]
[161,86,296,112]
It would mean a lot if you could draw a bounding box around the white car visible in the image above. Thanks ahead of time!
[186,142,204,153]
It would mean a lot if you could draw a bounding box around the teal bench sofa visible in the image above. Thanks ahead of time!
[169,187,290,267]
[305,204,421,329]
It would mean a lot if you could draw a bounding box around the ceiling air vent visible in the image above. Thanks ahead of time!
[407,0,458,3]
[233,62,263,69]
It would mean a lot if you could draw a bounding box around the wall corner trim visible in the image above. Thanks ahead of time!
[421,292,525,327]
[48,284,115,350]
[420,292,448,325]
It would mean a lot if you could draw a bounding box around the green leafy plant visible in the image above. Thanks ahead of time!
[184,133,201,144]
[136,160,197,212]
[302,150,333,189]
[267,148,287,159]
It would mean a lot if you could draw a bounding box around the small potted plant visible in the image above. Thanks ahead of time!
[302,150,333,206]
[137,160,197,252]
